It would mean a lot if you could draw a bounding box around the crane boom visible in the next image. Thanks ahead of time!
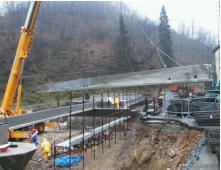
[0,2,40,117]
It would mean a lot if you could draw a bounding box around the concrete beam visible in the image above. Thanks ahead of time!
[36,64,212,93]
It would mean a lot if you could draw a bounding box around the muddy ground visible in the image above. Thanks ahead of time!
[25,119,201,170]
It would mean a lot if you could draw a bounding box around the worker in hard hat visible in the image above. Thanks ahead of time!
[110,97,115,108]
[115,97,120,109]
[41,138,51,161]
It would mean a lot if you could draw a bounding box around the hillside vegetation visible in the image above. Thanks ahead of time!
[0,2,217,96]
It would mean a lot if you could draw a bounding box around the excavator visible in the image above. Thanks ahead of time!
[0,2,55,140]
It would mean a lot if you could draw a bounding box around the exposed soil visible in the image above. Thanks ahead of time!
[25,120,201,170]
[116,123,201,170]
[25,127,81,170]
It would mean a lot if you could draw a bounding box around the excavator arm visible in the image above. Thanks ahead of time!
[0,2,40,117]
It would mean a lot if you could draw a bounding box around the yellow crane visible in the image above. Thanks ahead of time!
[0,2,61,141]
[0,2,57,139]
[0,2,46,140]
[0,2,40,117]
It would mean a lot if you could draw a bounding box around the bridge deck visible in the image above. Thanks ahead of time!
[0,97,143,130]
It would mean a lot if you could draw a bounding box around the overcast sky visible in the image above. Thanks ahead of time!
[125,1,220,36]
[0,1,219,36]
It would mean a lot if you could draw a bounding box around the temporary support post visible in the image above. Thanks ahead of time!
[93,96,95,109]
[93,116,96,161]
[69,92,72,170]
[181,100,184,119]
[129,93,131,106]
[107,92,109,108]
[114,93,116,144]
[118,93,120,108]
[82,96,85,169]
[187,99,190,115]
[123,91,124,108]
[108,113,111,148]
[126,90,128,108]
[139,90,141,111]
[145,97,148,114]
[54,140,56,170]
[108,92,111,148]
[126,113,128,131]
[101,93,104,153]
[118,93,121,140]
[92,94,95,160]
[91,96,95,157]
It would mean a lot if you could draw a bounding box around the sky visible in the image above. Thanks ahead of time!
[0,1,219,36]
[125,1,220,36]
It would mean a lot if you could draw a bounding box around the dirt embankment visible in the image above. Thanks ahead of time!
[117,124,201,170]
[25,122,201,170]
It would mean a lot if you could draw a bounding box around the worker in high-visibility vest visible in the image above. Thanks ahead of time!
[41,138,51,161]
[115,97,120,109]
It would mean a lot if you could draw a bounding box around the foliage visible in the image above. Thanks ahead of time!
[159,6,173,67]
[0,2,217,106]
[116,14,133,72]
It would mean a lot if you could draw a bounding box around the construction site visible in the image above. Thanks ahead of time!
[0,1,220,170]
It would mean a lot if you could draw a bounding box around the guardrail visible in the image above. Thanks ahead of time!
[167,97,220,115]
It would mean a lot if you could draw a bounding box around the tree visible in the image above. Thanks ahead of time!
[116,13,133,72]
[159,5,174,67]
[0,1,216,87]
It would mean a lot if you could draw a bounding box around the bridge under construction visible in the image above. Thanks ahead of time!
[0,94,143,130]
[0,1,219,170]
[37,64,212,92]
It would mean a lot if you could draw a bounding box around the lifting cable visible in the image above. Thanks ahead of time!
[156,49,167,68]
[135,21,183,67]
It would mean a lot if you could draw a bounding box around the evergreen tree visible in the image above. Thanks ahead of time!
[159,6,174,67]
[116,14,133,72]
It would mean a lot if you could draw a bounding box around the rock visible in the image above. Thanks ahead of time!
[151,137,160,145]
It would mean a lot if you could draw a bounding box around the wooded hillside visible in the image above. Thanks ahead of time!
[0,2,217,89]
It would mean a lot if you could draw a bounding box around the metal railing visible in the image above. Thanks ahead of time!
[167,97,220,115]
